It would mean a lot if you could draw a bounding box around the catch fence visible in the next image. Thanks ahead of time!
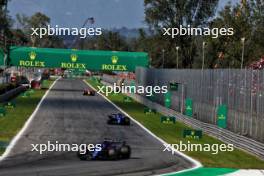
[135,68,264,143]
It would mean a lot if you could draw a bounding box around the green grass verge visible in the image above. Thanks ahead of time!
[86,79,264,169]
[0,80,54,155]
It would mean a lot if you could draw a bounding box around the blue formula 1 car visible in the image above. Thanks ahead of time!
[107,113,130,125]
[77,140,131,160]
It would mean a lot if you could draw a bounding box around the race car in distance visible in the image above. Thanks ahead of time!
[107,113,130,125]
[83,88,96,96]
[77,140,131,160]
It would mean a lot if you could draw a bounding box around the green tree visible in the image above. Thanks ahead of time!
[16,12,64,48]
[0,0,13,49]
[206,0,264,68]
[84,31,129,51]
[144,0,219,68]
[132,29,170,67]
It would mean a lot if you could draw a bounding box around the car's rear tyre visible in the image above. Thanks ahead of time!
[120,145,131,159]
[124,117,130,125]
[108,148,118,160]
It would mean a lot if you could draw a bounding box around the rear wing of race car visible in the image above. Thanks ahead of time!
[103,138,127,145]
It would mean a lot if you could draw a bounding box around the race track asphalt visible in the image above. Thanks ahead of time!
[0,78,193,176]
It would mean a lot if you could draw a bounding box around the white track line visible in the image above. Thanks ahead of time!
[224,169,264,176]
[84,80,202,176]
[0,78,59,162]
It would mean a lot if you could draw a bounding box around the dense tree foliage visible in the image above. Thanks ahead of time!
[1,0,263,69]
[206,0,264,68]
[143,0,219,68]
[16,12,64,48]
[0,0,13,48]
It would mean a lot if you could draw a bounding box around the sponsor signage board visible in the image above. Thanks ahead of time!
[7,46,149,71]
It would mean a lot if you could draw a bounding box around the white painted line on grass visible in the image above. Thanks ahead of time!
[0,78,60,162]
[84,80,202,176]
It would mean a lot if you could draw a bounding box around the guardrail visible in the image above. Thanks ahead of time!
[0,86,26,102]
[100,79,264,160]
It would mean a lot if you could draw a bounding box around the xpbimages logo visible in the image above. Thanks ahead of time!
[163,141,234,155]
[97,83,168,96]
[31,141,102,154]
[163,25,234,38]
[31,25,102,38]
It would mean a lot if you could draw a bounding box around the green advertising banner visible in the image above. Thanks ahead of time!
[8,46,149,71]
[160,116,176,124]
[185,98,193,117]
[21,91,31,98]
[144,107,157,114]
[183,129,202,139]
[21,89,35,98]
[169,82,179,91]
[4,101,16,109]
[28,89,35,94]
[217,105,227,128]
[0,107,6,117]
[123,96,132,102]
[164,91,171,108]
[130,80,136,94]
[0,48,5,66]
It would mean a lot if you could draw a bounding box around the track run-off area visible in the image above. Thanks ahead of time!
[0,78,193,176]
